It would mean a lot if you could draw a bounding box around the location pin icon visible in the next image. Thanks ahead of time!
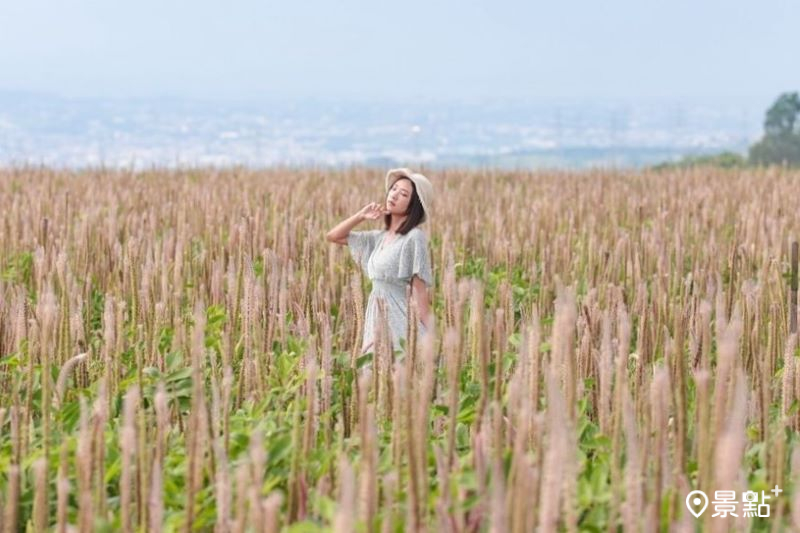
[686,490,709,518]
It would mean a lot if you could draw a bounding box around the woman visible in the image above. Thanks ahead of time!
[326,168,434,356]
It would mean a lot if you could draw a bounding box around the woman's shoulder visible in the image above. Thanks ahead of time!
[399,227,429,252]
[347,229,383,251]
[358,228,384,241]
[407,226,427,240]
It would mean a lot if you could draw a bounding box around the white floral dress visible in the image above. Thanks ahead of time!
[347,227,433,354]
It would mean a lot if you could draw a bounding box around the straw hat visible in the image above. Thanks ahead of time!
[385,168,433,223]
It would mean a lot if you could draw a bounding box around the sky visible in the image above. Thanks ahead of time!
[0,0,798,107]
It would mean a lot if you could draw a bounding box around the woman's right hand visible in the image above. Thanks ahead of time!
[357,202,389,221]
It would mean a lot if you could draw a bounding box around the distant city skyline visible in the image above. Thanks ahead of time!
[1,1,797,106]
[0,91,763,169]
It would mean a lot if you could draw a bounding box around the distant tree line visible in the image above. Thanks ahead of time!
[656,92,800,169]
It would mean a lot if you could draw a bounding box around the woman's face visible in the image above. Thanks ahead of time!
[386,178,414,216]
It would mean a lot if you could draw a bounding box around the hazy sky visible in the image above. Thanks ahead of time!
[1,0,797,106]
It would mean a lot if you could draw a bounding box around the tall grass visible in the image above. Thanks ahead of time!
[1,165,800,530]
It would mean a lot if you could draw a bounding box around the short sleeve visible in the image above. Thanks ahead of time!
[397,229,433,288]
[347,230,381,272]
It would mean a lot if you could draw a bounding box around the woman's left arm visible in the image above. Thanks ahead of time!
[411,275,432,330]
